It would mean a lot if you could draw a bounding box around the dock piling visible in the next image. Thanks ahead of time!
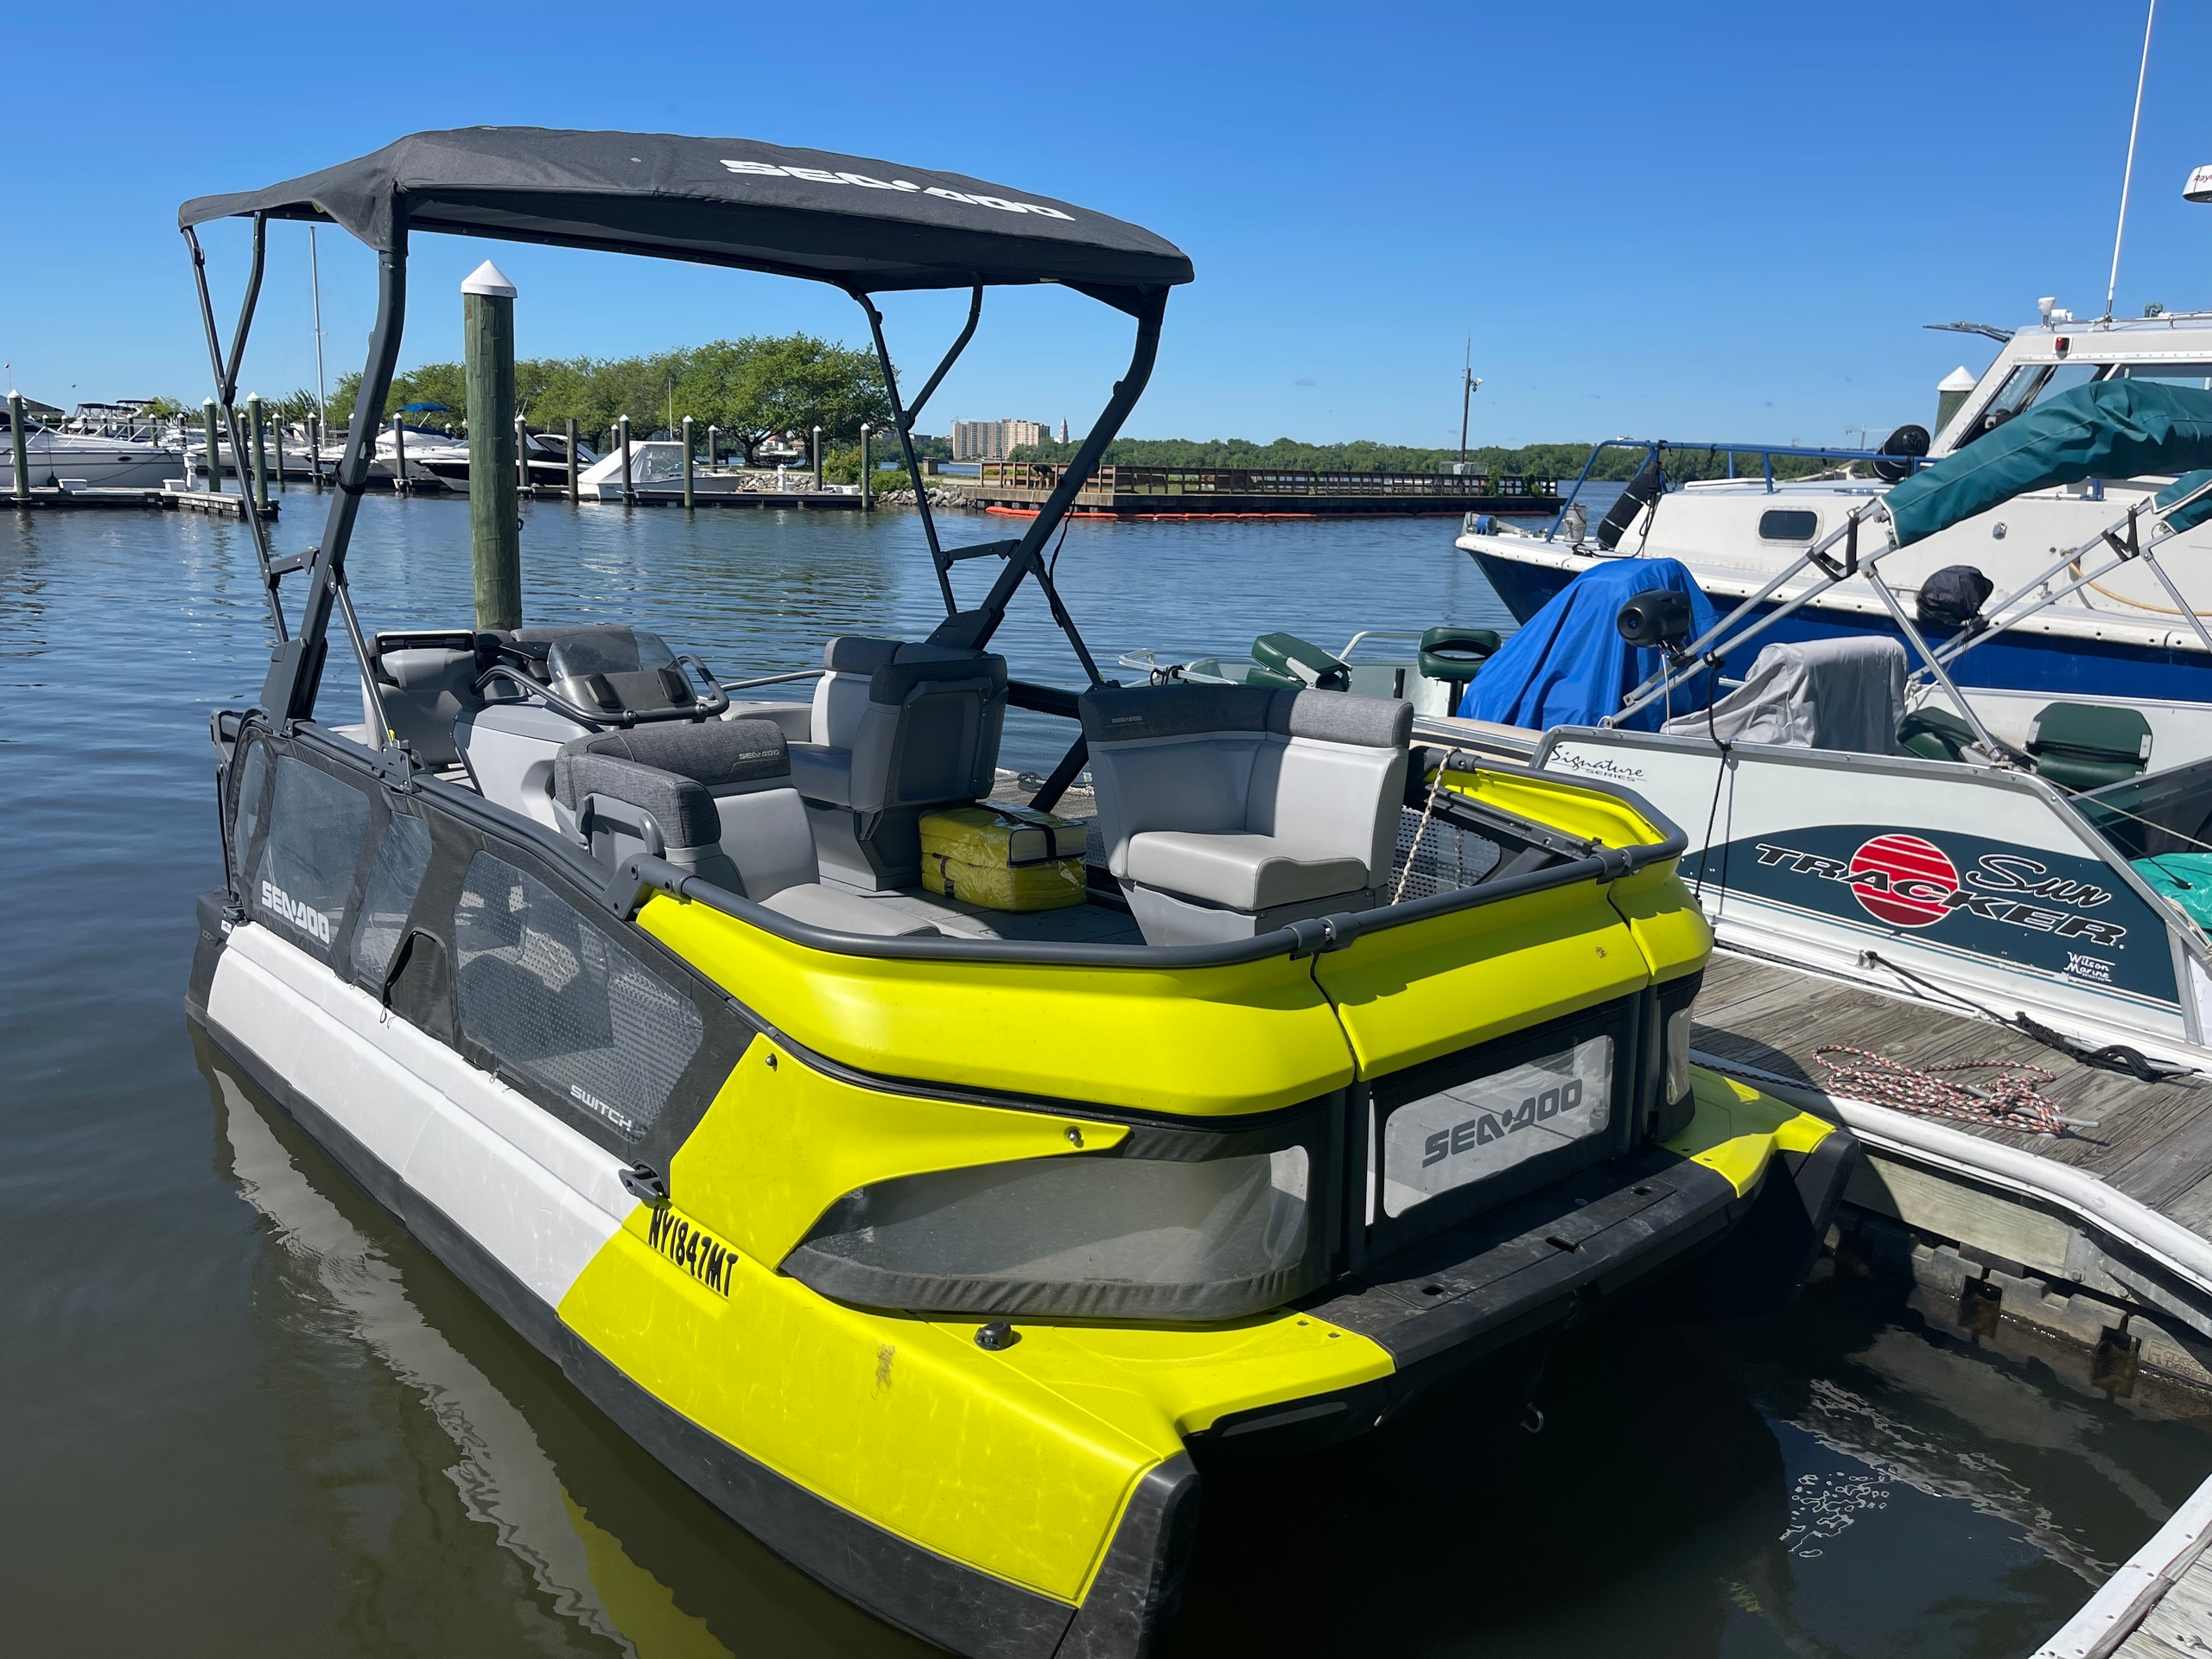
[462,260,522,632]
[201,398,222,494]
[682,416,695,509]
[565,417,578,502]
[391,415,407,495]
[707,423,719,471]
[8,391,27,501]
[812,423,822,488]
[860,422,872,512]
[618,415,632,504]
[514,413,528,495]
[247,395,270,510]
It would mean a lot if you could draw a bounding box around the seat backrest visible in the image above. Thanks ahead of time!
[1662,636,1906,754]
[849,652,1008,812]
[1083,683,1410,883]
[553,717,817,898]
[811,635,903,749]
[365,632,482,766]
[1247,690,1414,880]
[1082,685,1276,871]
[2029,701,2153,791]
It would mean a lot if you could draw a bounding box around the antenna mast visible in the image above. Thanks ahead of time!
[2105,0,2158,321]
[309,226,328,420]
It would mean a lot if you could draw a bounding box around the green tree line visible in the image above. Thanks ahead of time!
[1004,435,1837,484]
[327,334,900,464]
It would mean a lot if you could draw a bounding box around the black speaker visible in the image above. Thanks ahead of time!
[1617,588,1694,650]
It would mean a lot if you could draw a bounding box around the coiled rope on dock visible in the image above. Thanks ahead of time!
[1809,1045,2075,1138]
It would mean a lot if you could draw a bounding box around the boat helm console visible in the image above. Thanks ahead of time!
[178,128,1845,1659]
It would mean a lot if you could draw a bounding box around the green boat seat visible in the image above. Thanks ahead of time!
[1419,625,1502,710]
[2026,702,2152,792]
[1897,705,1977,763]
[1249,632,1351,691]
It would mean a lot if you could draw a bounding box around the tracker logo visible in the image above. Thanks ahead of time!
[1751,837,2127,946]
[1845,834,1957,927]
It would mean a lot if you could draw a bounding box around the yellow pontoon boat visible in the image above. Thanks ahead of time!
[181,129,1852,1657]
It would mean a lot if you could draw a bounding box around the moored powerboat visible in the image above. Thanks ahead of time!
[1460,306,2212,704]
[177,127,1846,1659]
[2,404,184,489]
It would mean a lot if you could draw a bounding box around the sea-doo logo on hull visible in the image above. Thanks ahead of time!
[258,880,332,944]
[1421,1079,1585,1166]
[1752,837,2126,946]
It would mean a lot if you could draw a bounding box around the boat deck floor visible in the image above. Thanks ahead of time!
[1693,950,2212,1235]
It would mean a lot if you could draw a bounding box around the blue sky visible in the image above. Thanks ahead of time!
[5,1,2207,450]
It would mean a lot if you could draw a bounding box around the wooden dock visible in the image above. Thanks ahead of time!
[963,461,1562,520]
[1691,950,2212,1389]
[2036,1468,2212,1658]
[7,486,274,519]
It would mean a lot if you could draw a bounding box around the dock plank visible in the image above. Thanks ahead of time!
[1694,950,2206,1193]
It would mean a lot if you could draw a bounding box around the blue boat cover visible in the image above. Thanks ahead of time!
[2158,468,2212,533]
[1886,381,2212,546]
[1462,557,1720,731]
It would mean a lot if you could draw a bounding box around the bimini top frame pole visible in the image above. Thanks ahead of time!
[180,128,1192,722]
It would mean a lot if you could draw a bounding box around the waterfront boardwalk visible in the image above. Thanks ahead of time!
[964,461,1562,519]
[2035,1469,2212,1658]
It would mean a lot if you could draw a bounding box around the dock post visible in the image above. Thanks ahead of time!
[309,413,322,492]
[812,423,822,488]
[391,414,410,495]
[682,416,695,509]
[461,260,522,632]
[565,416,578,502]
[247,395,270,510]
[618,415,632,504]
[202,398,223,494]
[515,414,529,496]
[707,423,718,471]
[860,422,872,512]
[8,391,27,501]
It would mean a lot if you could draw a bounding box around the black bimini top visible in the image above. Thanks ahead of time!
[178,127,1192,310]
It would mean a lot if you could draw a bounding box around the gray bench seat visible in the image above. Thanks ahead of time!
[1084,683,1413,946]
[552,718,936,939]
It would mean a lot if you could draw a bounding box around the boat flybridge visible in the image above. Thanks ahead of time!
[178,128,1844,1659]
[1460,304,2212,705]
[1427,384,2212,1082]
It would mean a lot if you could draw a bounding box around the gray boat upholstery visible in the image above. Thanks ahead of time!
[1660,636,1906,754]
[787,634,1009,889]
[1084,683,1413,946]
[364,632,484,767]
[552,718,937,938]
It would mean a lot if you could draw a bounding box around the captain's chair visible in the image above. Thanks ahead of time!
[787,635,1008,888]
[1084,683,1413,946]
[552,718,937,938]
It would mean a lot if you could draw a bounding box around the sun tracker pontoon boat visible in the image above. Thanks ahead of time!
[179,128,1845,1659]
[1429,385,2212,1077]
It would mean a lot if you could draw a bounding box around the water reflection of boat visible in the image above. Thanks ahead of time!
[197,1032,734,1659]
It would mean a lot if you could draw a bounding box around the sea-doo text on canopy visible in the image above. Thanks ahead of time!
[180,128,1845,1659]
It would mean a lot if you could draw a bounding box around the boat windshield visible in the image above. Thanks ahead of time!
[1986,361,2101,422]
[2110,362,2212,390]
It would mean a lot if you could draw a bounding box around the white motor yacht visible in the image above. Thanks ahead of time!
[1460,303,2212,706]
[3,404,184,489]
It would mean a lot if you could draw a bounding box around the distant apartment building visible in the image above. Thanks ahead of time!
[951,418,1048,461]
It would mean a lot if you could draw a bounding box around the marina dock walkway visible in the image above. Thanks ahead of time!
[2036,1469,2212,1659]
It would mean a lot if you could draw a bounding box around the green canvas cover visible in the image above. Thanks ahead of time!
[2158,468,2212,532]
[1885,381,2212,546]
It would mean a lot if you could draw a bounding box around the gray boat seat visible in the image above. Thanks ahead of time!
[551,719,937,938]
[787,634,1008,889]
[364,630,484,767]
[1660,636,1906,753]
[1083,683,1412,946]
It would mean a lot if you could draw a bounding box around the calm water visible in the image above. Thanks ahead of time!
[4,494,2207,1656]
